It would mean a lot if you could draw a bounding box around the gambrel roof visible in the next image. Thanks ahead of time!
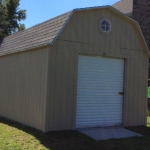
[0,11,72,56]
[0,5,149,57]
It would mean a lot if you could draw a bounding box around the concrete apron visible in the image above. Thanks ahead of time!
[78,127,142,141]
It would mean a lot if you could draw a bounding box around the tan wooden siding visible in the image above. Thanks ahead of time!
[0,47,49,131]
[45,8,148,131]
[45,41,76,131]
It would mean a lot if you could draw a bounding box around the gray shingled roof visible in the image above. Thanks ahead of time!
[0,11,72,55]
[112,0,133,14]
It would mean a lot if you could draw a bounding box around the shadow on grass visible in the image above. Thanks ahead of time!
[1,117,150,150]
[0,117,98,150]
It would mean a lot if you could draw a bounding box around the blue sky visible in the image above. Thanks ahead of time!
[19,0,119,29]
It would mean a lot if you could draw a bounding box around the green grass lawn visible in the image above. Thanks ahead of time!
[147,116,150,127]
[0,119,47,150]
[1,117,150,150]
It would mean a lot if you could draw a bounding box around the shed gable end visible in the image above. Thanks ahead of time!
[57,8,146,55]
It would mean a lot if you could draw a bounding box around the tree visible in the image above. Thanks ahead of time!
[0,0,26,38]
[18,23,25,31]
[0,0,9,38]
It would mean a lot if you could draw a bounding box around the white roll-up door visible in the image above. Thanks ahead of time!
[76,55,124,128]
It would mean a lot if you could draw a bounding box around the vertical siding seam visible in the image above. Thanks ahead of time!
[81,12,84,52]
[13,56,15,120]
[46,47,52,131]
[52,44,57,130]
[77,11,83,43]
[93,10,96,52]
[72,12,78,128]
[33,52,36,128]
[66,13,77,129]
[40,50,43,129]
[129,24,131,54]
[43,48,50,132]
[87,12,90,52]
[110,10,113,54]
[13,58,18,120]
[49,47,55,131]
[96,10,100,52]
[52,48,57,130]
[48,47,54,131]
[27,52,32,127]
[59,42,64,130]
[50,46,56,131]
[114,13,117,54]
[37,51,40,129]
[75,13,77,42]
[109,13,112,54]
[124,20,127,49]
[129,24,131,50]
[27,52,31,126]
[41,49,46,130]
[66,44,70,129]
[66,13,72,128]
[58,42,63,130]
[116,15,120,55]
[23,54,25,124]
[118,16,121,55]
[120,18,123,54]
[16,55,22,120]
[82,12,85,44]
[35,51,38,128]
[110,11,113,54]
[124,24,130,126]
[123,57,127,126]
[73,52,78,129]
[65,20,71,130]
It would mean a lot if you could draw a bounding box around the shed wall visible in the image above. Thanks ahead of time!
[45,9,148,132]
[0,47,49,131]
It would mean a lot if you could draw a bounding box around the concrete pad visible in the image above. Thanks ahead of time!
[78,127,142,140]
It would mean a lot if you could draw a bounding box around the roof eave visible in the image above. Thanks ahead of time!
[0,43,50,57]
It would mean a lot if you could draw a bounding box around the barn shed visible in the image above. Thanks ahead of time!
[0,6,149,132]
